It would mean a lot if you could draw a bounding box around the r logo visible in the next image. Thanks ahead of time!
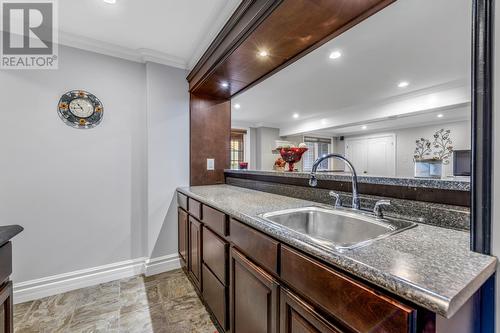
[1,0,58,69]
[2,2,53,54]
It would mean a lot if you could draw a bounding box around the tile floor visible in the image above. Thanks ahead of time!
[13,269,218,333]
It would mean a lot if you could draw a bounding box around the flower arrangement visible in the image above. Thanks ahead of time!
[413,129,453,164]
[432,129,453,165]
[413,138,432,161]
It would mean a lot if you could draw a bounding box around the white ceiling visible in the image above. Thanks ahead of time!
[58,0,242,69]
[231,0,472,136]
[309,104,470,137]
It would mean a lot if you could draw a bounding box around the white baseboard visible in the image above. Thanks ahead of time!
[13,254,180,304]
[144,253,181,277]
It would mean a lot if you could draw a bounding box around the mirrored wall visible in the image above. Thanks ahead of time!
[230,0,471,180]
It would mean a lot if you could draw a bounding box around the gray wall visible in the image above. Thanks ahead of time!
[255,127,280,170]
[0,46,189,283]
[146,62,189,258]
[342,120,470,177]
[394,120,470,177]
[249,127,257,169]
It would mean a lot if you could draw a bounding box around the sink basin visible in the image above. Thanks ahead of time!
[259,206,416,251]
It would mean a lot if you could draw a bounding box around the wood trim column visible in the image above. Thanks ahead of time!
[190,94,231,185]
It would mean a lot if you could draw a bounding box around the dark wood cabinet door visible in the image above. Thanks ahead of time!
[0,281,13,333]
[178,208,188,267]
[281,289,344,333]
[230,247,279,333]
[188,216,202,291]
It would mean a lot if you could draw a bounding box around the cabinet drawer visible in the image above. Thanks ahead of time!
[281,246,415,333]
[202,205,227,236]
[230,219,279,274]
[203,227,228,284]
[0,242,12,285]
[188,198,202,220]
[177,192,188,211]
[203,264,227,330]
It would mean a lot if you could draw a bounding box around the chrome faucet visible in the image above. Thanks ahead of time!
[309,154,361,210]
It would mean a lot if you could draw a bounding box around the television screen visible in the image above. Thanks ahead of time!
[453,150,471,176]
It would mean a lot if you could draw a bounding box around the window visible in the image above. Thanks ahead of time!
[230,129,246,169]
[302,137,332,171]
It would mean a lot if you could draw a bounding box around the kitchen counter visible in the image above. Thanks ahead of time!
[178,184,496,319]
[0,225,23,247]
[225,169,471,191]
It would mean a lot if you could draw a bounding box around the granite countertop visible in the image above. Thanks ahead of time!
[0,225,23,247]
[178,185,495,319]
[225,169,471,191]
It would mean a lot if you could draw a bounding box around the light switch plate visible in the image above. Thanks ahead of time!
[207,158,215,170]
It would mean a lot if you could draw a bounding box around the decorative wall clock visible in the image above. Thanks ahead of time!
[57,90,103,129]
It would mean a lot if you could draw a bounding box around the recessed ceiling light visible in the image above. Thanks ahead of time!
[398,81,410,88]
[293,113,299,119]
[258,50,269,57]
[329,51,342,59]
[437,114,444,118]
[103,0,116,4]
[221,82,229,88]
[361,125,367,130]
[234,104,241,109]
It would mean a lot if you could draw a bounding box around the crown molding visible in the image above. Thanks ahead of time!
[137,48,187,69]
[58,31,188,69]
[57,1,242,70]
[187,0,243,70]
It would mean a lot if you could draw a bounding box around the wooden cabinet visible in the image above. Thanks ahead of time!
[188,216,202,291]
[203,219,230,331]
[230,218,279,275]
[230,247,279,333]
[0,242,13,333]
[280,288,343,333]
[0,282,13,333]
[203,264,228,330]
[188,198,202,220]
[178,208,188,267]
[202,205,228,237]
[177,193,423,333]
[203,227,228,284]
[177,192,188,211]
[281,246,416,333]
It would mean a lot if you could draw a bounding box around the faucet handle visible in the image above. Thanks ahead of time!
[373,200,391,219]
[329,191,342,208]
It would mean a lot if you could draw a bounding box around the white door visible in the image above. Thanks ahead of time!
[345,139,368,174]
[345,134,395,176]
[366,136,395,176]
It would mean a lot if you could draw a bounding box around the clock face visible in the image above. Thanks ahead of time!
[69,98,94,118]
[57,90,103,129]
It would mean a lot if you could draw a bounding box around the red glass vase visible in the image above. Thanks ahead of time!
[279,147,308,172]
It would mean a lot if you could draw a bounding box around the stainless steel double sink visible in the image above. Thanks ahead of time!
[259,206,416,251]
